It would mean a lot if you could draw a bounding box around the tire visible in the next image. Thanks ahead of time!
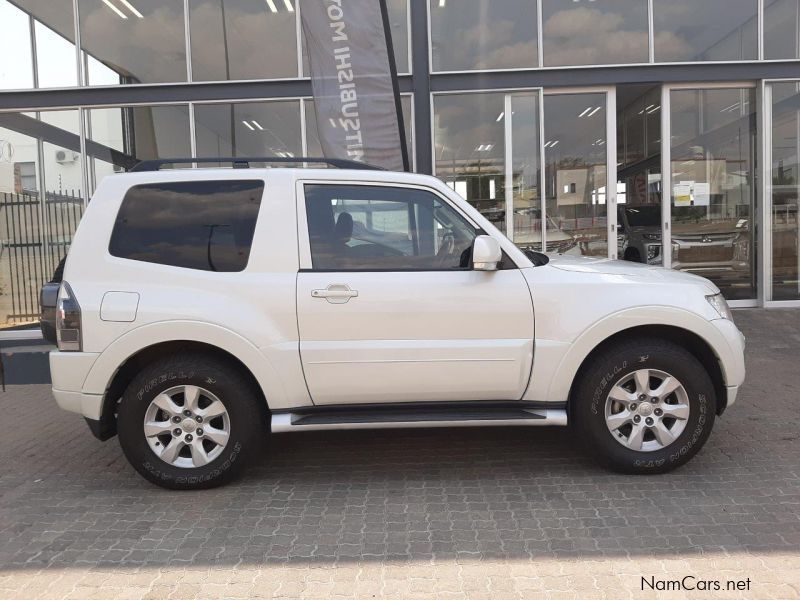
[572,338,716,474]
[624,248,642,263]
[117,353,264,490]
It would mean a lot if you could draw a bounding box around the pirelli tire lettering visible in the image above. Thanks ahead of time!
[574,338,717,475]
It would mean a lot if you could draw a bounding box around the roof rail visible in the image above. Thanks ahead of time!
[129,156,385,172]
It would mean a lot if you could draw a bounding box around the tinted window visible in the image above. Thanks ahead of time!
[110,180,264,272]
[305,185,478,271]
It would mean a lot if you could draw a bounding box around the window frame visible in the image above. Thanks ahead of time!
[296,180,504,273]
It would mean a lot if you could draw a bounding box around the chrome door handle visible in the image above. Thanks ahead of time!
[311,284,358,304]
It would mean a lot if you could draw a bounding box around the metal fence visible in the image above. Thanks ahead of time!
[0,190,84,326]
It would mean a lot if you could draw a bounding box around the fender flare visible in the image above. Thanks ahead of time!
[544,306,743,404]
[82,320,287,409]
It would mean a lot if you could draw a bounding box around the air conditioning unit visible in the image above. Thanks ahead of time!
[55,150,78,164]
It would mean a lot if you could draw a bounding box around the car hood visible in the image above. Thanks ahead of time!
[625,225,741,239]
[628,225,659,235]
[545,253,719,292]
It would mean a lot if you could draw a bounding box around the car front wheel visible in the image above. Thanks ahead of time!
[117,353,264,489]
[573,338,717,473]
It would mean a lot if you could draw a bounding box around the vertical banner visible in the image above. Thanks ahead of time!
[300,0,410,171]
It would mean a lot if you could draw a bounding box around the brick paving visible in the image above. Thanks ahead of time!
[1,309,799,599]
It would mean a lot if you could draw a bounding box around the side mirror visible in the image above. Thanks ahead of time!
[472,235,502,271]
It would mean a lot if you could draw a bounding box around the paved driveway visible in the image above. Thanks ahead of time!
[1,309,799,599]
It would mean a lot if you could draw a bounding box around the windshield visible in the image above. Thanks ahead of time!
[623,205,660,227]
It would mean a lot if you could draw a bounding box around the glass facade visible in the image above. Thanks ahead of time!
[433,93,506,232]
[3,2,80,89]
[770,82,800,300]
[653,0,758,62]
[0,109,83,325]
[79,0,187,85]
[429,0,538,71]
[508,93,542,250]
[544,93,608,256]
[85,105,192,191]
[541,0,649,67]
[0,0,409,88]
[195,101,302,160]
[305,96,414,167]
[0,0,795,91]
[4,0,800,330]
[669,88,756,300]
[764,0,800,60]
[190,0,298,81]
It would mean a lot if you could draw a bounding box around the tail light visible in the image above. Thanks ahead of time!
[56,282,82,352]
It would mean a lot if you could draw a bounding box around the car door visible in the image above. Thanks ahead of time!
[296,181,535,406]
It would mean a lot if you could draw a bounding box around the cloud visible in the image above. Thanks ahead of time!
[433,19,537,71]
[542,7,649,65]
[652,31,695,62]
[544,7,624,38]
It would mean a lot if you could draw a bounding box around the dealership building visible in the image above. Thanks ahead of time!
[1,0,800,330]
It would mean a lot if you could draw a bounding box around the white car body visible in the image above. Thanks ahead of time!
[50,167,745,448]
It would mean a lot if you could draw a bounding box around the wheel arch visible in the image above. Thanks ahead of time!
[97,340,271,440]
[566,324,727,418]
[82,321,297,439]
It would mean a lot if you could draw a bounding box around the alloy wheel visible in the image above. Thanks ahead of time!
[604,368,690,452]
[143,385,230,468]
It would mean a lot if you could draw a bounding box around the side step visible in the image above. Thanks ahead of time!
[271,404,568,433]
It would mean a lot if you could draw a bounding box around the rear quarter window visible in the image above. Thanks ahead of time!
[109,180,264,272]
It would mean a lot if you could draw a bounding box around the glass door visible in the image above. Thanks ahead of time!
[434,88,616,257]
[503,89,616,256]
[767,81,800,301]
[663,85,757,301]
[505,92,543,250]
[542,90,614,258]
[616,85,664,266]
[433,92,510,236]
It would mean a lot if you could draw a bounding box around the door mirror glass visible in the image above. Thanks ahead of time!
[473,235,502,271]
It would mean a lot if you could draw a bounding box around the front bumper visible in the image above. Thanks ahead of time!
[725,385,740,409]
[710,318,746,410]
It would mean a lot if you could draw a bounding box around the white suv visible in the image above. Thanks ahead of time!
[50,159,746,490]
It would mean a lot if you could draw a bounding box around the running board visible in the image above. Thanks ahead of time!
[271,406,568,433]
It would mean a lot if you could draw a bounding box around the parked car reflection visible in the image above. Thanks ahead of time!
[513,207,577,253]
[618,204,750,277]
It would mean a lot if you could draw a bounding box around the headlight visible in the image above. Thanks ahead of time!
[706,293,733,321]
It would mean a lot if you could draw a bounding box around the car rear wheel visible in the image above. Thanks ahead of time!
[117,353,263,489]
[572,338,716,473]
[624,248,642,263]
